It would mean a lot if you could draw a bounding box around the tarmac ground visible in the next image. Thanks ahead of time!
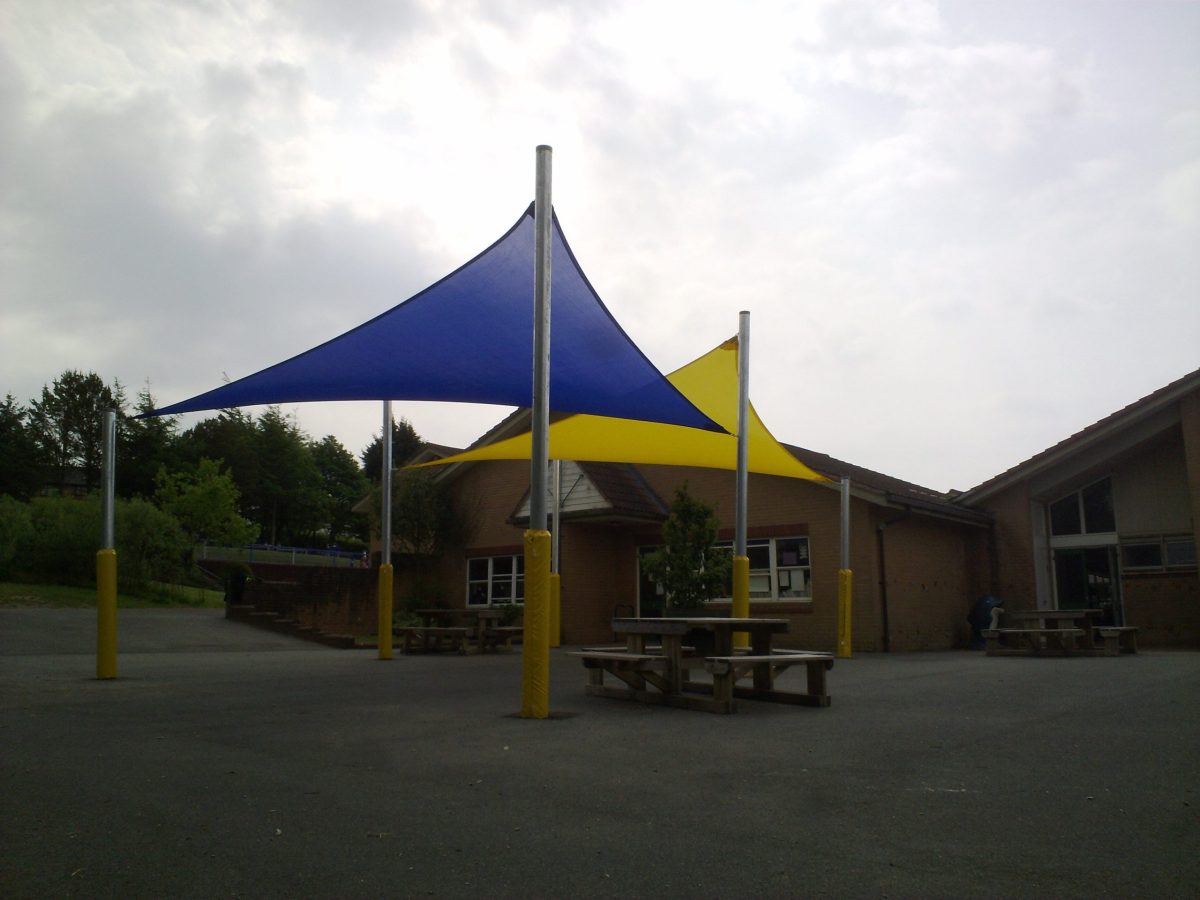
[2,607,1197,899]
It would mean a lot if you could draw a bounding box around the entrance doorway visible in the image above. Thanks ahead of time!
[1053,546,1123,626]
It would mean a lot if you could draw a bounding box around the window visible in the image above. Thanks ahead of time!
[716,536,812,601]
[1049,478,1115,536]
[1122,535,1197,572]
[466,554,524,606]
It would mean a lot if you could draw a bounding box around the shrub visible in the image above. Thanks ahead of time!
[0,495,34,579]
[19,495,191,591]
[116,498,191,590]
[26,495,101,585]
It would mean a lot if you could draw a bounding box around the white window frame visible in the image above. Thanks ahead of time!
[466,554,525,606]
[637,535,811,603]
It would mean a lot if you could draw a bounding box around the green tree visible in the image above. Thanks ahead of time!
[118,384,179,499]
[361,417,422,482]
[310,434,369,544]
[641,483,731,609]
[370,470,477,599]
[154,458,257,545]
[26,371,122,493]
[0,394,45,500]
[177,409,261,519]
[251,407,324,545]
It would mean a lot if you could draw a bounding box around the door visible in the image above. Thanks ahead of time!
[1053,546,1123,626]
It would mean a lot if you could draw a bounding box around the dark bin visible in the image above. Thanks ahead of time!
[967,595,1003,649]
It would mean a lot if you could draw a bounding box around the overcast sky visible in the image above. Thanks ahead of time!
[3,0,1197,493]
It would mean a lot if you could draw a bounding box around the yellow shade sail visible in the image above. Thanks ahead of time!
[414,338,830,482]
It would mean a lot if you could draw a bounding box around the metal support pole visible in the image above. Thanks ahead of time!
[522,144,553,719]
[732,312,751,645]
[378,401,394,660]
[97,409,118,679]
[838,476,853,658]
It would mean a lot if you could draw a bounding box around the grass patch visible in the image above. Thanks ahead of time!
[0,581,225,609]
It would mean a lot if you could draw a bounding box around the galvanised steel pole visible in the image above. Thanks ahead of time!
[838,475,853,658]
[378,400,394,660]
[96,409,118,679]
[522,144,553,718]
[732,312,751,643]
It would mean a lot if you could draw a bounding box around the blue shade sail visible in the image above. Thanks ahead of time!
[147,205,723,433]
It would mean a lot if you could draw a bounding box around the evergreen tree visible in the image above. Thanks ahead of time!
[360,417,422,482]
[310,434,369,544]
[118,384,179,499]
[251,407,324,545]
[0,394,44,500]
[26,370,121,492]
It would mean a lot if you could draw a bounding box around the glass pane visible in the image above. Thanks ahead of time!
[468,583,489,605]
[776,538,808,567]
[492,556,513,575]
[1082,478,1115,533]
[747,544,771,570]
[1165,539,1197,568]
[749,573,772,597]
[514,576,524,601]
[1121,543,1162,569]
[1050,495,1081,536]
[777,568,808,598]
[515,555,524,574]
[491,579,512,600]
[468,558,489,580]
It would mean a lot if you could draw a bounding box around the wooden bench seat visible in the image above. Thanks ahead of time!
[395,625,473,654]
[569,650,671,695]
[983,627,1084,656]
[1093,626,1138,655]
[704,651,834,707]
[482,625,523,651]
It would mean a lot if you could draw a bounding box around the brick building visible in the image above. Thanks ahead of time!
[392,368,1200,651]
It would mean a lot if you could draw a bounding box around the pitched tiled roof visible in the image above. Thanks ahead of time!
[782,444,991,525]
[575,462,668,520]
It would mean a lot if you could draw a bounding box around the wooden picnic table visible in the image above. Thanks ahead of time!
[570,617,833,714]
[401,608,506,654]
[984,608,1138,656]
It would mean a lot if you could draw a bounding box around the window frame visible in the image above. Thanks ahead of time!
[638,535,812,604]
[465,553,525,606]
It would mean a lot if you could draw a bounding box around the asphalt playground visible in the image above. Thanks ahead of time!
[2,608,1197,899]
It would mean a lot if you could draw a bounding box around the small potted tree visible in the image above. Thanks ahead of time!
[641,483,731,651]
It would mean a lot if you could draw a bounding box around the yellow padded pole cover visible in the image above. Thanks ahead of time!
[378,563,394,660]
[96,549,118,679]
[837,569,853,658]
[732,555,750,648]
[521,530,551,718]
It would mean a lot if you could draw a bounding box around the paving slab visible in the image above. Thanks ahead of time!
[2,609,1197,899]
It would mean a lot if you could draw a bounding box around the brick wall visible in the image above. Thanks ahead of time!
[559,522,638,645]
[1121,573,1200,646]
[976,483,1040,609]
[877,514,974,650]
[203,562,381,635]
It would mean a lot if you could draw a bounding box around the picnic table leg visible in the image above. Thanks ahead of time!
[805,660,829,701]
[661,634,684,694]
[751,630,773,692]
